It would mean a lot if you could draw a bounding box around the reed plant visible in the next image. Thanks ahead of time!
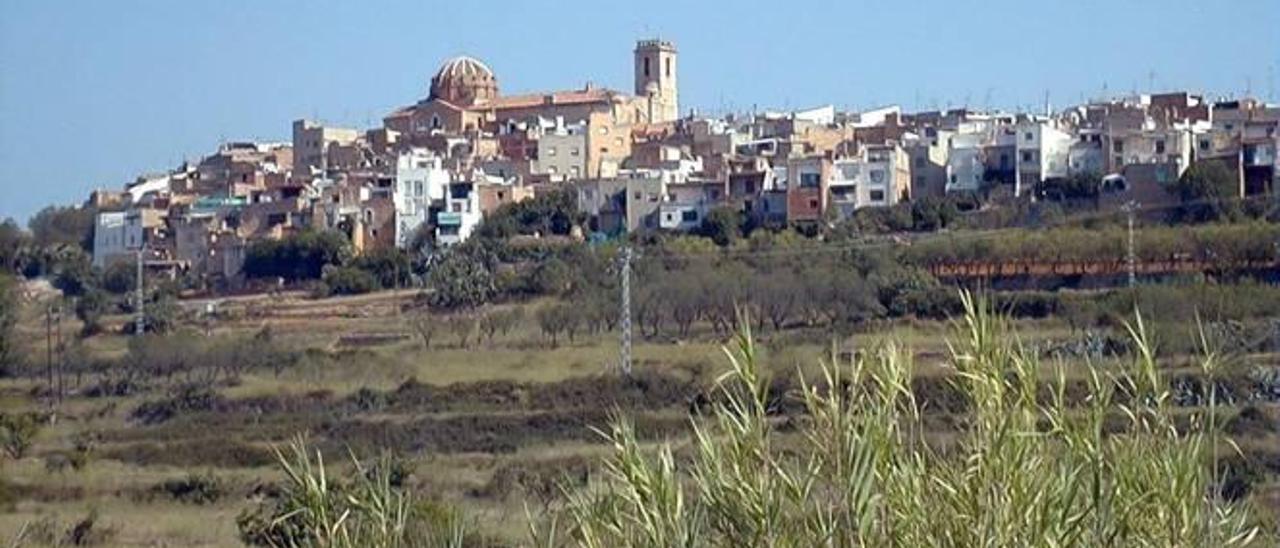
[559,292,1262,547]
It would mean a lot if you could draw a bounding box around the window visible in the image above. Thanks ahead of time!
[840,164,859,179]
[1155,140,1166,154]
[570,147,580,156]
[681,209,698,222]
[600,126,609,135]
[665,57,671,77]
[1024,131,1034,141]
[547,147,557,157]
[950,174,958,184]
[570,166,580,177]
[1021,151,1033,163]
[809,198,819,209]
[800,172,821,187]
[870,189,886,202]
[1112,139,1124,153]
[1114,156,1123,167]
[430,114,441,129]
[914,156,925,167]
[1224,123,1234,131]
[547,166,557,174]
[1199,139,1210,151]
[869,170,885,183]
[643,57,650,77]
[414,181,424,196]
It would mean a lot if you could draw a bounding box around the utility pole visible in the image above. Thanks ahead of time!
[54,303,63,404]
[619,246,633,377]
[1123,201,1139,288]
[135,249,146,336]
[45,304,54,407]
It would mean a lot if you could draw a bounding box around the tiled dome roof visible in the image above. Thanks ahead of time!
[429,56,498,105]
[434,56,494,81]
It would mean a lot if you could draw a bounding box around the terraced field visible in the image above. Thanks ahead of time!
[2,288,1278,545]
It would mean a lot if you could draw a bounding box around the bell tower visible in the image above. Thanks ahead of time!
[633,39,678,123]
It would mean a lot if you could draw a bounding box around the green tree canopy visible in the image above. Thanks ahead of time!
[1171,161,1240,222]
[243,230,351,281]
[28,205,96,251]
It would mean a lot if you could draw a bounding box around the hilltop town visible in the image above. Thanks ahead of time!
[78,39,1278,290]
[3,36,1280,547]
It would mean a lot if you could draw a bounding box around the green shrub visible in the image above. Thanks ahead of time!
[0,412,42,460]
[153,471,226,505]
[321,266,380,296]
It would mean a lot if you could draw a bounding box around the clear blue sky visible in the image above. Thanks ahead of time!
[2,0,1277,221]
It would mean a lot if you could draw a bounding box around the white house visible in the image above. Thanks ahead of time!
[829,144,909,218]
[1014,118,1073,195]
[393,149,450,248]
[92,211,129,267]
[947,133,987,193]
[435,181,482,246]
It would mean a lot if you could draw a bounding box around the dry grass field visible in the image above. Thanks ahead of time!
[1,286,1277,546]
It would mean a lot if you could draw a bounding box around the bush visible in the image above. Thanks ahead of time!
[0,412,42,459]
[0,274,18,375]
[426,244,496,311]
[320,266,380,296]
[474,188,584,239]
[243,230,351,281]
[349,248,413,289]
[153,471,227,505]
[28,205,96,251]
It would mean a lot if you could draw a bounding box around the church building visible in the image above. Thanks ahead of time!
[383,40,679,177]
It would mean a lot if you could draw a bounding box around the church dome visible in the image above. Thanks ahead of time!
[429,56,498,106]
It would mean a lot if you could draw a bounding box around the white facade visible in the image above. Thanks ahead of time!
[830,146,906,217]
[393,149,450,248]
[125,174,170,203]
[1014,119,1073,194]
[658,203,704,231]
[435,182,482,246]
[92,211,130,267]
[946,134,986,193]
